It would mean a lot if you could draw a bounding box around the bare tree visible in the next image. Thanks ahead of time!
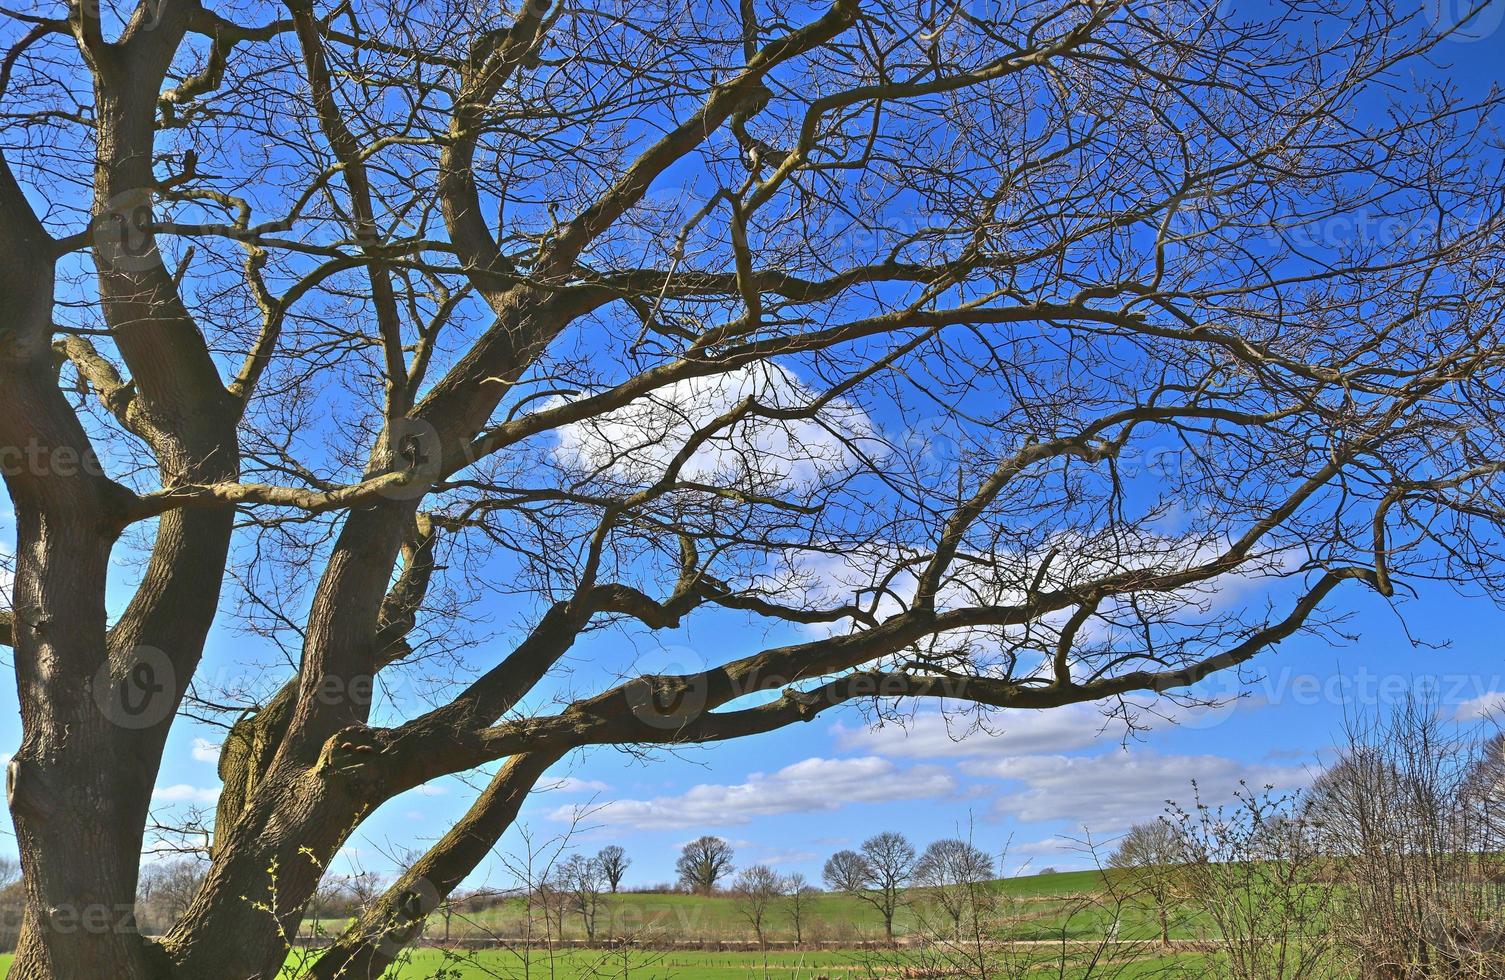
[1,0,1504,976]
[863,838,1166,980]
[914,838,995,939]
[732,864,781,948]
[825,833,916,942]
[1306,700,1505,976]
[676,837,735,896]
[306,875,356,936]
[822,850,870,895]
[556,854,606,942]
[596,845,630,894]
[1462,732,1505,844]
[783,872,816,946]
[1107,821,1181,947]
[344,869,388,919]
[136,860,208,936]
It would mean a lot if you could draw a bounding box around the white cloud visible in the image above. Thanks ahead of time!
[967,750,1309,833]
[553,363,870,491]
[1457,692,1505,721]
[831,702,1122,760]
[190,738,220,763]
[754,849,820,866]
[413,783,448,797]
[554,756,956,831]
[153,784,220,805]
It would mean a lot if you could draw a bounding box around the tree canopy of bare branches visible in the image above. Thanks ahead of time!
[915,838,995,939]
[732,864,782,947]
[676,836,736,896]
[595,845,630,894]
[1,0,1504,976]
[825,831,917,941]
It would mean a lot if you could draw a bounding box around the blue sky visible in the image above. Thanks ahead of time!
[3,3,1505,894]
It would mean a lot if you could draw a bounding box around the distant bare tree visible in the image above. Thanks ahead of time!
[825,832,917,942]
[676,837,735,896]
[345,870,388,918]
[596,845,630,894]
[1462,732,1505,851]
[732,864,782,948]
[136,859,208,935]
[306,875,355,933]
[557,854,606,941]
[1306,700,1505,976]
[914,839,995,939]
[863,838,1165,980]
[822,850,870,895]
[783,872,816,946]
[1108,821,1181,947]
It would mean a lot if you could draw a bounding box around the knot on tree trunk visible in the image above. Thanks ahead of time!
[315,725,391,784]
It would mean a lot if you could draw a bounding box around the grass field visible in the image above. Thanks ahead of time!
[305,870,1129,946]
[282,869,1218,977]
[0,871,1221,978]
[0,947,1209,979]
[281,946,1207,979]
[0,950,1217,978]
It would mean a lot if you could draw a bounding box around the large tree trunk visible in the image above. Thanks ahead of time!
[3,474,155,980]
[0,148,164,979]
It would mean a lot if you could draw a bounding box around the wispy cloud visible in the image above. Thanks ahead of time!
[190,738,220,763]
[966,750,1311,832]
[1457,691,1505,721]
[831,703,1121,760]
[153,784,221,805]
[553,756,955,831]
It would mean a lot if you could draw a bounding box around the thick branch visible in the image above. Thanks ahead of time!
[301,750,564,980]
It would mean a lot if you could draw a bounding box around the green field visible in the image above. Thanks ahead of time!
[293,947,1204,979]
[0,871,1222,978]
[304,870,1128,946]
[0,947,1207,980]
